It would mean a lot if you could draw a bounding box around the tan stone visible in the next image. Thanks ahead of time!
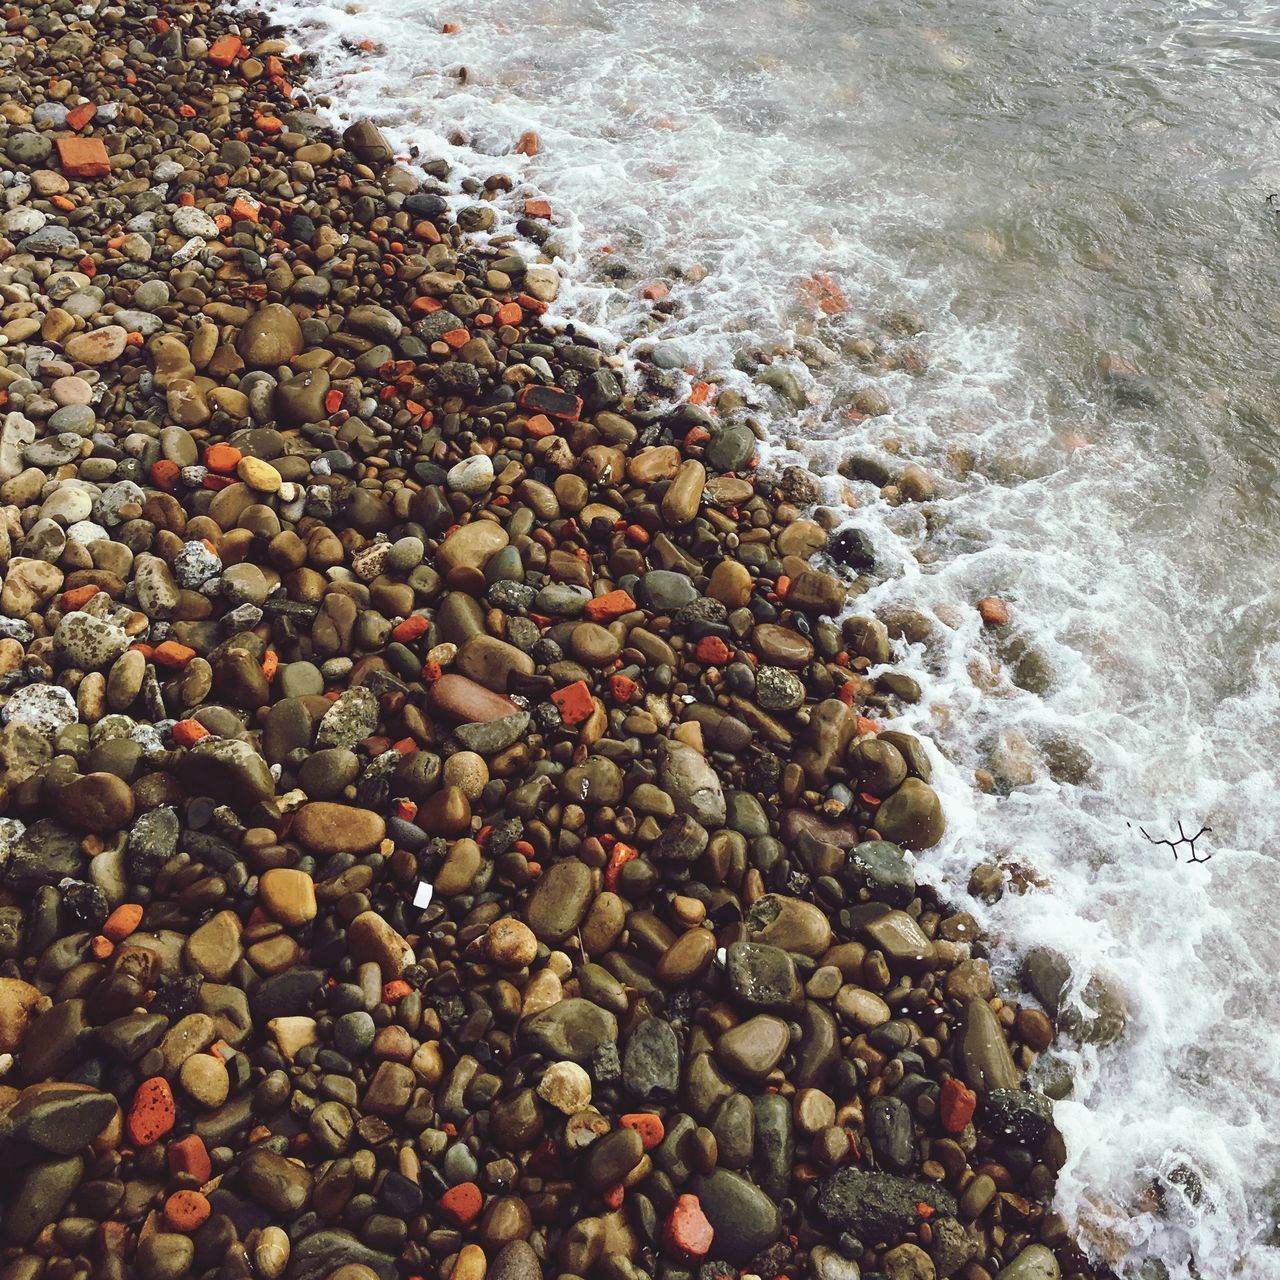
[258,868,318,925]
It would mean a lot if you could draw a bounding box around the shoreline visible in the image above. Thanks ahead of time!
[0,4,1104,1280]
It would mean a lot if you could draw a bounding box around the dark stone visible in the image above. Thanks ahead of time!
[250,969,325,1023]
[623,1018,680,1102]
[981,1089,1053,1145]
[723,943,802,1013]
[689,1170,781,1263]
[288,1230,396,1280]
[842,841,916,907]
[867,1097,914,1175]
[827,528,876,572]
[815,1168,957,1243]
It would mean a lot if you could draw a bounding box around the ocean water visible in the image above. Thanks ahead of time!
[251,0,1280,1273]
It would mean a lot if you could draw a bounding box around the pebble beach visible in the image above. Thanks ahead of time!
[0,5,1109,1280]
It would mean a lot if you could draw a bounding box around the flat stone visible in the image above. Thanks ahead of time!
[623,1016,680,1101]
[688,1170,781,1264]
[815,1167,957,1243]
[520,999,618,1063]
[715,1015,790,1079]
[525,859,593,942]
[724,942,802,1013]
[957,996,1020,1092]
[292,803,386,856]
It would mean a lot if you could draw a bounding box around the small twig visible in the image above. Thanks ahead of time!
[1130,820,1214,863]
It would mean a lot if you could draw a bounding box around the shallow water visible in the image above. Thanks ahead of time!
[256,0,1280,1273]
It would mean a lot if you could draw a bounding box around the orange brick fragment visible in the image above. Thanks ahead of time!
[66,103,96,132]
[208,34,243,67]
[60,584,100,611]
[382,980,412,1003]
[524,414,555,439]
[695,636,733,665]
[103,903,143,942]
[127,1077,175,1146]
[523,199,552,219]
[441,328,470,349]
[439,1181,483,1225]
[583,589,636,623]
[153,641,196,668]
[392,615,429,643]
[607,674,639,704]
[515,130,539,156]
[168,1134,212,1183]
[90,935,114,960]
[230,196,261,223]
[149,458,181,491]
[56,136,110,179]
[173,717,211,745]
[495,302,523,326]
[165,1190,211,1232]
[204,443,242,471]
[620,1113,665,1149]
[550,680,594,726]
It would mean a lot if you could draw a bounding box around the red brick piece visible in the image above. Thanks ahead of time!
[583,589,636,622]
[439,1181,483,1225]
[168,1133,213,1183]
[65,103,96,132]
[127,1077,176,1146]
[517,383,581,421]
[940,1077,977,1133]
[551,680,594,726]
[56,136,110,179]
[664,1194,714,1260]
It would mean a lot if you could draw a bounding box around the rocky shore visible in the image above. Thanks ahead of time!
[0,4,1105,1280]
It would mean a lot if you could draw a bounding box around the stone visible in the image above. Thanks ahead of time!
[537,1060,592,1114]
[623,1017,680,1101]
[65,326,127,365]
[724,943,802,1013]
[240,1147,313,1214]
[59,772,135,832]
[746,894,832,957]
[238,303,303,367]
[525,859,593,942]
[688,1170,781,1263]
[660,740,726,827]
[0,977,43,1053]
[347,911,413,979]
[292,803,386,856]
[715,1015,790,1078]
[520,999,618,1063]
[995,1246,1061,1280]
[815,1168,957,1243]
[258,868,318,925]
[874,778,945,849]
[957,997,1020,1092]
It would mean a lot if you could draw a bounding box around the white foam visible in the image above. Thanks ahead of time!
[250,0,1280,1273]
